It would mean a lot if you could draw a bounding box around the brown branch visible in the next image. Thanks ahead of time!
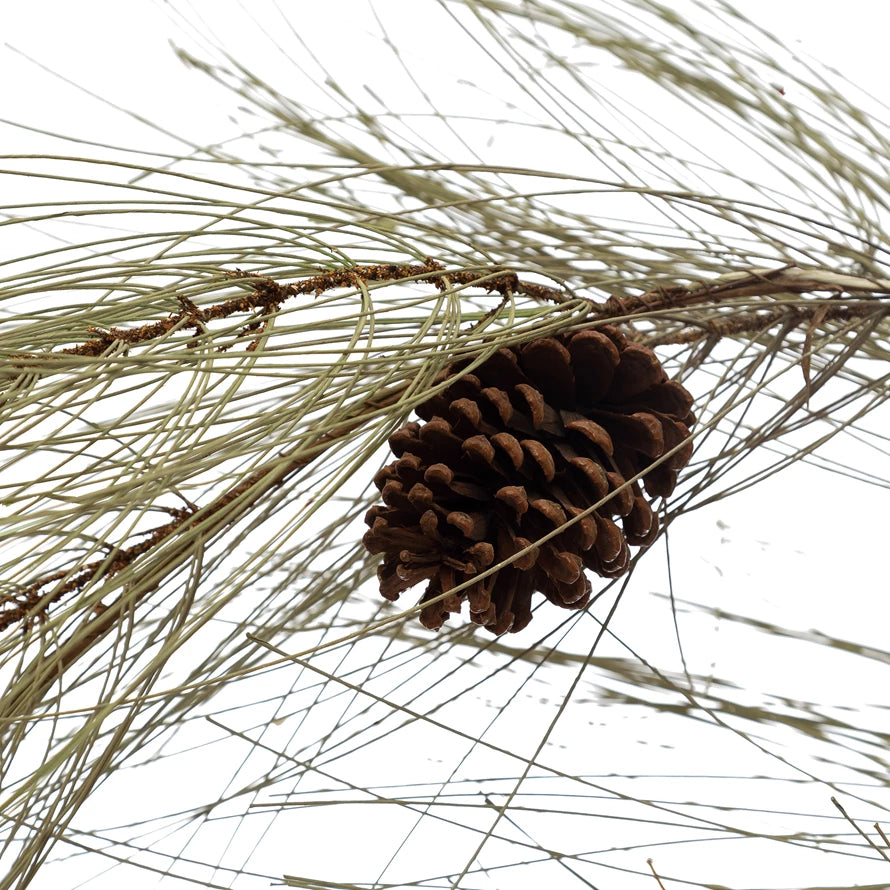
[601,265,890,320]
[0,507,193,633]
[9,259,576,365]
[648,301,885,346]
[3,382,407,638]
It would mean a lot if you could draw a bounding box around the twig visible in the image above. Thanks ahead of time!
[831,796,890,863]
[647,857,668,889]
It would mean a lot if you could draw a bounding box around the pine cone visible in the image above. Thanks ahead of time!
[363,325,695,635]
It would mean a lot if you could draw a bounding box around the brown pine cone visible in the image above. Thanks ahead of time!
[363,325,695,635]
